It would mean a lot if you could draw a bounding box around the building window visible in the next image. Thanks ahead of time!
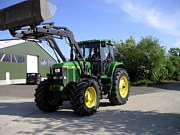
[3,54,11,62]
[40,59,48,66]
[48,60,56,66]
[12,54,17,63]
[13,54,25,63]
[0,53,11,62]
[0,52,25,64]
[40,59,56,66]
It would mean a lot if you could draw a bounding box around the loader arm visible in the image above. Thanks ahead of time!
[9,23,86,75]
[0,0,86,75]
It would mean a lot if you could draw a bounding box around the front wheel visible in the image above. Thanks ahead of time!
[70,78,100,116]
[109,68,130,105]
[34,80,60,112]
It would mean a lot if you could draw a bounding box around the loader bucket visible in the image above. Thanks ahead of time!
[0,0,57,30]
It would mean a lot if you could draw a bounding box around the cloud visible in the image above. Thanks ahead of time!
[103,0,180,37]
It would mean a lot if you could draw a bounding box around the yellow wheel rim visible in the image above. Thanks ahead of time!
[84,87,97,108]
[119,76,129,98]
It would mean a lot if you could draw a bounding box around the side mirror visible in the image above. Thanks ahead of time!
[0,0,57,30]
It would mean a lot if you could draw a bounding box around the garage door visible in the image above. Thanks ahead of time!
[27,55,38,73]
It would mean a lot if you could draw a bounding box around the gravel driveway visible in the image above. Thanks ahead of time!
[1,81,179,99]
[0,82,180,135]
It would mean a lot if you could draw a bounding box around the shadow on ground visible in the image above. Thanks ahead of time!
[0,101,179,134]
[151,81,180,91]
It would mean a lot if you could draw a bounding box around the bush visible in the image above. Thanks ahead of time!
[132,79,153,86]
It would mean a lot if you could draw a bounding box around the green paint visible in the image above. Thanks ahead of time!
[0,41,56,80]
[51,40,124,94]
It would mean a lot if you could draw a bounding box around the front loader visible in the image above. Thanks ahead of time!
[0,0,130,116]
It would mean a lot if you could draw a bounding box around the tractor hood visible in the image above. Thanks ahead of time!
[52,61,91,69]
[0,0,57,30]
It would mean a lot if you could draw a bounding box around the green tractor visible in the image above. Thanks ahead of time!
[34,38,130,116]
[0,0,130,116]
[34,39,130,116]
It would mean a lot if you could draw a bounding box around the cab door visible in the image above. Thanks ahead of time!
[100,43,114,75]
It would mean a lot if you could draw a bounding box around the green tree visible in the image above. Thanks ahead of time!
[115,36,139,82]
[137,36,166,82]
[115,36,166,83]
[168,48,180,80]
[164,57,175,79]
[168,48,180,57]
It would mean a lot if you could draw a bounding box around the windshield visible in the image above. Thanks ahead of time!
[79,43,100,60]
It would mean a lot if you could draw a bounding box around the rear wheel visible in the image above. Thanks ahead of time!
[70,78,100,116]
[109,68,130,105]
[34,80,60,112]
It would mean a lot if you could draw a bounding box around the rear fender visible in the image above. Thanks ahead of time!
[100,62,124,93]
[107,62,124,80]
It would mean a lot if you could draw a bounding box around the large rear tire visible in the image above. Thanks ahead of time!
[70,78,100,116]
[34,80,60,112]
[109,68,130,105]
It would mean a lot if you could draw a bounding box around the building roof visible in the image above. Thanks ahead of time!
[0,40,56,61]
[0,40,25,49]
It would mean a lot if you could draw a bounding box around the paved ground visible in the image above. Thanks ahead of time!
[0,82,180,135]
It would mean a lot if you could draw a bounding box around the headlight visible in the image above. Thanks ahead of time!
[55,69,60,73]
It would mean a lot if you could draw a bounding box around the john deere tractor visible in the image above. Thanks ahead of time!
[0,0,130,116]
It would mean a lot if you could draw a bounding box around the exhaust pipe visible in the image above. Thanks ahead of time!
[0,0,57,30]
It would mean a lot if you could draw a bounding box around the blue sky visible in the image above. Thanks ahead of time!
[0,0,180,57]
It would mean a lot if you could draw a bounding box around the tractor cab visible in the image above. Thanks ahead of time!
[79,40,115,76]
